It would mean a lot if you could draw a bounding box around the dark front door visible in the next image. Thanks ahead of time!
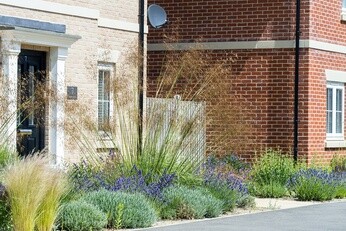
[17,50,46,156]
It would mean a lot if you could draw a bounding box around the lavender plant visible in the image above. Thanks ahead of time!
[200,155,253,211]
[100,166,175,200]
[70,163,175,200]
[287,168,340,201]
[202,155,249,195]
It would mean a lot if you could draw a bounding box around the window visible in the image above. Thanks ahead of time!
[326,82,344,140]
[98,63,114,131]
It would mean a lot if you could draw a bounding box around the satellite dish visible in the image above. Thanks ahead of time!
[147,4,167,28]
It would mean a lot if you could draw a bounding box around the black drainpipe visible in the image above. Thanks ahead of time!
[138,0,145,155]
[293,0,301,163]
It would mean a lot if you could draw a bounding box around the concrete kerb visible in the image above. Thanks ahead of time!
[121,198,346,231]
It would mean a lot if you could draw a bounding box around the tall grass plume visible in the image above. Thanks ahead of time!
[2,154,68,231]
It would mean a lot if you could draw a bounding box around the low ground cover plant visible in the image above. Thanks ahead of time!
[58,200,107,231]
[160,185,223,219]
[81,190,157,229]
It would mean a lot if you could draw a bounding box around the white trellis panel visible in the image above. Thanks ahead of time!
[146,97,206,162]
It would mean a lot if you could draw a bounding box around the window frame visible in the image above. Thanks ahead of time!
[97,62,114,132]
[342,0,346,21]
[326,81,344,141]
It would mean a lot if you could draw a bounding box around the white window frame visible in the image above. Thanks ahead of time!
[97,63,114,132]
[342,0,346,21]
[326,81,344,141]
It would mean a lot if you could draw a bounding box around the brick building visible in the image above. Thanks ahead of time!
[0,0,147,163]
[147,0,346,163]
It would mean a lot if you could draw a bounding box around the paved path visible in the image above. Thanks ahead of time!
[141,201,346,231]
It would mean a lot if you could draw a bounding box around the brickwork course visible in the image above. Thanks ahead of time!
[147,0,346,163]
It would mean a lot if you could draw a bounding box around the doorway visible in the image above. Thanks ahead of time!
[17,50,47,156]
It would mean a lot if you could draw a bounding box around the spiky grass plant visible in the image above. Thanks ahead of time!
[67,45,252,184]
[2,155,68,231]
[35,171,69,231]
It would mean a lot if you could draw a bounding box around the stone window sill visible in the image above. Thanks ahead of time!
[325,140,346,148]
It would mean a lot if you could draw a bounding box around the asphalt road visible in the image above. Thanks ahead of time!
[142,201,346,231]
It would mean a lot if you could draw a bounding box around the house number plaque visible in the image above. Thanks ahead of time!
[67,86,78,100]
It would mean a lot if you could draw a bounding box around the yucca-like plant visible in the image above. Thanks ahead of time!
[2,155,68,231]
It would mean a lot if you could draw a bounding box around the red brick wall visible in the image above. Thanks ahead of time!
[147,0,346,163]
[147,48,309,160]
[148,0,310,43]
[310,0,346,45]
[305,49,346,163]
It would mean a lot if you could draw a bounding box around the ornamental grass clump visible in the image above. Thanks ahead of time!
[2,155,68,231]
[287,168,339,201]
[67,46,252,186]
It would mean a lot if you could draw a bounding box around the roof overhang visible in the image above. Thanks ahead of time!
[0,26,81,48]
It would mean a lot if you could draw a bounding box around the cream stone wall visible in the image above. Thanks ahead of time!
[45,0,139,23]
[0,0,145,163]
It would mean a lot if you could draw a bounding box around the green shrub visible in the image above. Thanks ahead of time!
[81,190,157,228]
[249,149,296,198]
[335,184,346,198]
[249,181,287,198]
[161,186,223,220]
[58,200,107,231]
